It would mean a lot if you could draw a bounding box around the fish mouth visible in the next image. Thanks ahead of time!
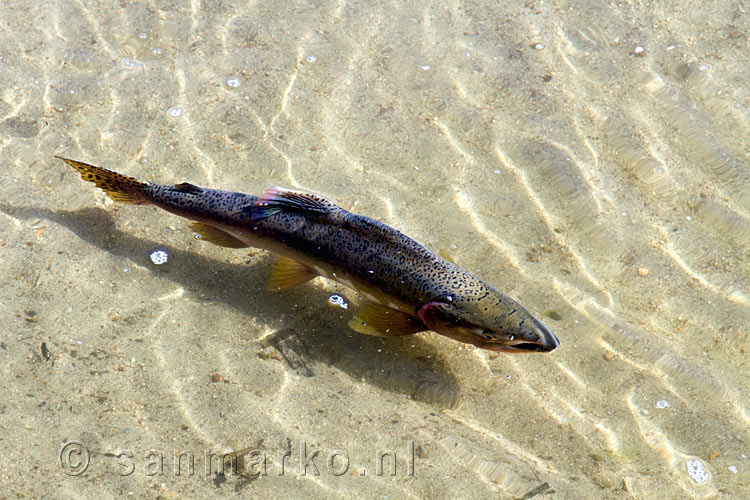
[501,339,557,352]
[490,319,560,353]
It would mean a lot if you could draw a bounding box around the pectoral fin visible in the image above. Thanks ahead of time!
[348,302,425,336]
[267,257,318,291]
[438,249,457,265]
[189,222,250,248]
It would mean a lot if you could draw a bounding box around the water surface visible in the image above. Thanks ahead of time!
[1,1,748,498]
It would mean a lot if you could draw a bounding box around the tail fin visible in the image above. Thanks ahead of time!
[55,156,150,204]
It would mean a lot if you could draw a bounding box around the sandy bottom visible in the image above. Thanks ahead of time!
[0,1,748,498]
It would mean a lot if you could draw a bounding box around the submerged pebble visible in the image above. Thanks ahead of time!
[149,249,168,265]
[328,294,348,309]
[123,57,143,68]
[225,76,241,88]
[685,459,710,484]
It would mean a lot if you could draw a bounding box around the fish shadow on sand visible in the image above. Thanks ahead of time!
[6,204,463,408]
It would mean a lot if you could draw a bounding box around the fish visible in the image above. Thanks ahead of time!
[55,156,560,353]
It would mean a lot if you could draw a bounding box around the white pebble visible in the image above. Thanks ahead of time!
[328,294,348,309]
[686,459,710,484]
[123,58,143,68]
[149,249,168,265]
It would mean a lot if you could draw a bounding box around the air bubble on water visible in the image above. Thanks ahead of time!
[699,63,709,71]
[167,107,183,117]
[419,64,430,71]
[149,249,168,265]
[534,43,545,51]
[655,400,669,409]
[686,459,710,484]
[328,294,348,309]
[123,58,141,68]
[305,55,317,63]
[225,76,241,88]
[728,465,738,475]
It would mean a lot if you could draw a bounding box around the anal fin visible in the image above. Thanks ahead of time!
[190,222,249,248]
[267,256,318,291]
[348,302,425,337]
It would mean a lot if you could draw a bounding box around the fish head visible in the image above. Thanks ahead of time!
[416,293,559,353]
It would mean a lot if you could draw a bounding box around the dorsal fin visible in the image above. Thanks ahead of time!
[251,186,338,218]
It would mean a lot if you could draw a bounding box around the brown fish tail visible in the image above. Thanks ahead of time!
[55,156,150,204]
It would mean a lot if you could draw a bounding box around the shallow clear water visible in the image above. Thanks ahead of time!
[1,1,748,498]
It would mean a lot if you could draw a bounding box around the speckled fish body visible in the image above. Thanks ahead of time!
[56,156,559,353]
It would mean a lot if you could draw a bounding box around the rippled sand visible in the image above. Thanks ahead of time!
[1,1,748,498]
